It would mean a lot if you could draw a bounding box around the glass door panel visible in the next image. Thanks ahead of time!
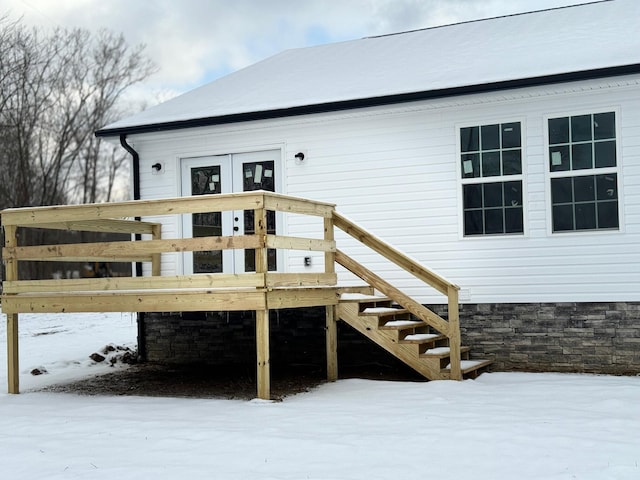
[190,166,223,273]
[240,160,277,272]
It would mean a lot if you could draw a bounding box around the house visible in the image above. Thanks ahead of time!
[95,0,640,375]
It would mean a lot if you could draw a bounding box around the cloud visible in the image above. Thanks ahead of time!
[4,0,587,104]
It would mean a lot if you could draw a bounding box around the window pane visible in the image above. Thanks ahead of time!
[505,207,523,233]
[551,177,573,204]
[464,210,483,235]
[596,174,617,200]
[502,150,522,175]
[594,141,616,168]
[461,127,479,152]
[481,151,501,177]
[572,143,592,170]
[484,183,503,208]
[502,123,521,148]
[573,175,595,202]
[463,184,482,209]
[553,205,574,231]
[575,203,596,230]
[598,201,619,229]
[461,153,480,178]
[549,117,569,144]
[594,112,615,140]
[481,124,500,150]
[549,146,570,172]
[504,181,522,207]
[484,209,504,234]
[571,115,592,142]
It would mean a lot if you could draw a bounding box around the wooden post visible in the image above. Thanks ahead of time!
[151,223,161,276]
[4,225,20,393]
[324,216,335,276]
[448,285,462,381]
[326,305,338,381]
[254,205,270,399]
[7,314,19,394]
[256,309,270,400]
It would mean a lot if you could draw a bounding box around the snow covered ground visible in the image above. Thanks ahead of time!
[1,310,639,479]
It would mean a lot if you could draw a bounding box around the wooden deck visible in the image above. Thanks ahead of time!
[2,192,486,399]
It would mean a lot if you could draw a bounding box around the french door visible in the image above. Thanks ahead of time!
[181,150,280,274]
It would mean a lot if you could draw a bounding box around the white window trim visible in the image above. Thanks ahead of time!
[543,107,624,236]
[455,118,528,240]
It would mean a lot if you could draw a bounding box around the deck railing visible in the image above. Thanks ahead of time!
[2,191,462,393]
[331,212,462,380]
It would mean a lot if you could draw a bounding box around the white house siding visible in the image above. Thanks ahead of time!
[128,74,640,305]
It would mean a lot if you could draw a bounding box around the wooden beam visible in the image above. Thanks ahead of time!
[256,309,270,400]
[266,287,340,309]
[335,250,450,335]
[264,194,334,217]
[1,289,267,314]
[4,225,20,394]
[324,216,336,275]
[254,208,268,276]
[0,191,267,226]
[333,212,456,296]
[265,235,335,252]
[4,235,262,262]
[447,285,462,380]
[151,223,162,276]
[2,273,265,294]
[265,272,337,287]
[7,314,19,394]
[20,219,160,235]
[326,305,338,382]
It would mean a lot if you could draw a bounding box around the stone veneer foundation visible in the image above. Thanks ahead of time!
[139,302,640,375]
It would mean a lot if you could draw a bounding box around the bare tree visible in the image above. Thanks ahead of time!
[0,17,156,280]
[0,17,156,209]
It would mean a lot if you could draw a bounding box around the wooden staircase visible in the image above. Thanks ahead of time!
[337,293,491,380]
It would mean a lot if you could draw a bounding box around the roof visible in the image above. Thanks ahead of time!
[97,0,640,137]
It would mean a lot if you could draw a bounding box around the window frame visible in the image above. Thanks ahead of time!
[544,107,624,236]
[456,118,527,239]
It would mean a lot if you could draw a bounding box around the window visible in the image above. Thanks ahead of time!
[460,122,523,236]
[548,112,619,232]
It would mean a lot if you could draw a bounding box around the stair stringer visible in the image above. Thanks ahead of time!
[337,302,448,381]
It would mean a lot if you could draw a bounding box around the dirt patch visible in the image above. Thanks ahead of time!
[39,362,425,401]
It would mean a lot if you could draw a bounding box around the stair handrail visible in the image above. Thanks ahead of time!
[332,211,462,380]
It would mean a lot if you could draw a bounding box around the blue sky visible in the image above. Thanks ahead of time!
[4,0,591,107]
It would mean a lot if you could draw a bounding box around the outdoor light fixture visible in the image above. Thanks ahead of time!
[294,152,305,162]
[152,163,162,172]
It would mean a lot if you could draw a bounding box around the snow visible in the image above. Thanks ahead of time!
[100,0,640,133]
[1,310,640,479]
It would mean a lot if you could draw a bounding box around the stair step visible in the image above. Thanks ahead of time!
[401,333,444,344]
[360,307,409,317]
[421,346,470,358]
[442,359,493,374]
[339,293,390,303]
[380,319,424,330]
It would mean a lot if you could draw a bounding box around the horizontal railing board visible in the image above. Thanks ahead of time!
[19,219,160,235]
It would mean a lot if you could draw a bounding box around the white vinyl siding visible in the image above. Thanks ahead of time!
[128,75,640,304]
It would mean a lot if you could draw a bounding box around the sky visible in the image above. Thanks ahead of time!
[3,0,594,108]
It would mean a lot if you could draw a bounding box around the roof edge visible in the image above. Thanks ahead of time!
[96,64,640,138]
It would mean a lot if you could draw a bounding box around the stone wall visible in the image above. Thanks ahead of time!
[429,302,640,375]
[140,302,640,375]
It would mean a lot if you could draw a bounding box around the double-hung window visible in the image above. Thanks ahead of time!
[548,112,619,232]
[460,122,524,236]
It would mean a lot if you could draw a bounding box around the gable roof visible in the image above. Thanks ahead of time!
[97,0,640,137]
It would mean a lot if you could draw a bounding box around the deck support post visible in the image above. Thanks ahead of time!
[256,309,270,400]
[325,305,338,381]
[448,286,462,380]
[7,314,19,394]
[4,224,20,393]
